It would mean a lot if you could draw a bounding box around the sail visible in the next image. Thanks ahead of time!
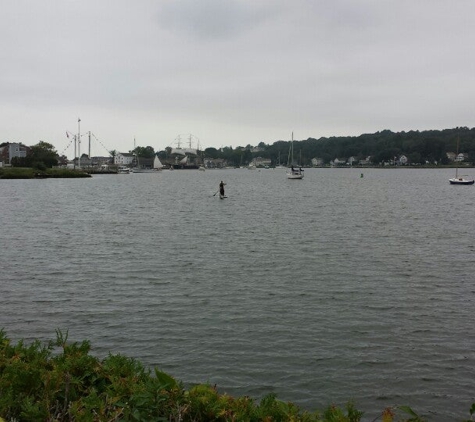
[182,148,197,155]
[170,148,186,155]
[154,156,163,169]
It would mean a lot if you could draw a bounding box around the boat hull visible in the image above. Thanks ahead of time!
[287,168,304,179]
[449,178,474,185]
[170,165,199,170]
[287,172,304,179]
[131,169,160,173]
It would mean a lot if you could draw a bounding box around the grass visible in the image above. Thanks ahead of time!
[0,167,91,179]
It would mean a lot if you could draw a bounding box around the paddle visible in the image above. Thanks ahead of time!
[213,190,219,196]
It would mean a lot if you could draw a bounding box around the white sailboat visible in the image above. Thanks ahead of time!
[275,151,286,169]
[286,132,304,179]
[131,155,161,173]
[449,137,474,185]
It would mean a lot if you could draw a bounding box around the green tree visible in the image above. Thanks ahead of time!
[408,152,422,164]
[27,141,59,168]
[132,146,155,158]
[109,149,117,161]
[10,156,28,167]
[204,147,219,159]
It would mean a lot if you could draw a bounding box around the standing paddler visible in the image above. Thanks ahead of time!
[219,180,226,198]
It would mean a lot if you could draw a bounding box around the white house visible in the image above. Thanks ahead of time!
[114,152,135,165]
[446,152,456,161]
[455,153,468,162]
[359,156,372,165]
[398,155,408,165]
[251,156,272,167]
[311,157,323,166]
[0,142,29,164]
[332,158,346,166]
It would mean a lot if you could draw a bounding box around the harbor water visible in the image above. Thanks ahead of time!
[1,168,474,420]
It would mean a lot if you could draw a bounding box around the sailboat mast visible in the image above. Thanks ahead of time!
[74,135,77,169]
[291,132,294,165]
[78,118,81,168]
[455,135,460,178]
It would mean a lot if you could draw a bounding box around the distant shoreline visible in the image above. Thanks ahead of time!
[1,165,473,179]
[0,167,92,179]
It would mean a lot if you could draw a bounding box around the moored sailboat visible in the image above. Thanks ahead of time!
[449,137,474,185]
[286,132,304,179]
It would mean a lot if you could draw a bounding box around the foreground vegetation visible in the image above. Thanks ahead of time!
[2,331,474,421]
[0,167,91,179]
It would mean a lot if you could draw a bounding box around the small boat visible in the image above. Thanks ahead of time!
[287,166,304,179]
[286,132,304,179]
[449,175,474,185]
[130,168,158,173]
[131,155,162,173]
[449,137,474,185]
[275,151,286,169]
[117,166,130,174]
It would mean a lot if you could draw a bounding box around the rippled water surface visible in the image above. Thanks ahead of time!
[1,168,475,420]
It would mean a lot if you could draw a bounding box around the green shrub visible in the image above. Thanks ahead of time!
[0,330,468,421]
[0,167,91,179]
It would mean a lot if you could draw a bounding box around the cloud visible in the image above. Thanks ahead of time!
[156,0,273,40]
[2,0,475,156]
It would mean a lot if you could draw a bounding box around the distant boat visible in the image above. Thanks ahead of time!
[449,175,474,185]
[275,151,286,169]
[167,135,201,169]
[131,155,162,173]
[449,137,474,185]
[130,168,158,173]
[286,132,304,179]
[170,155,199,170]
[117,166,130,174]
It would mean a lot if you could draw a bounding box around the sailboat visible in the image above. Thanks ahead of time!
[275,151,286,169]
[449,137,474,185]
[131,155,160,173]
[286,132,304,179]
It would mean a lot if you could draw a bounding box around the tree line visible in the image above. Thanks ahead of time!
[4,127,475,169]
[196,127,475,167]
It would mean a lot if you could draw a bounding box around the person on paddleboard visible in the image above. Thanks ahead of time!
[219,180,226,198]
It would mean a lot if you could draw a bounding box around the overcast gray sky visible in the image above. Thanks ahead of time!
[2,0,474,158]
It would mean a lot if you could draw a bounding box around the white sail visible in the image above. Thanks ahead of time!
[154,156,163,169]
[170,148,186,155]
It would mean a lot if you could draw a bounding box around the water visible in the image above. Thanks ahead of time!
[1,168,474,420]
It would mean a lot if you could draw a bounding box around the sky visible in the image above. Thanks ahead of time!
[2,0,475,159]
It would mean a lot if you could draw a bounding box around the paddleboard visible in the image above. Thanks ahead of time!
[219,196,228,199]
